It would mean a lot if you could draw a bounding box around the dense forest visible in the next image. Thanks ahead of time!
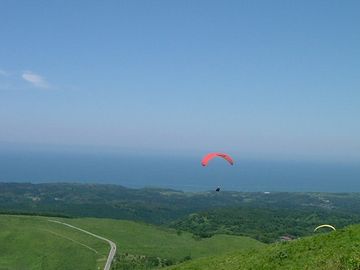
[171,207,360,243]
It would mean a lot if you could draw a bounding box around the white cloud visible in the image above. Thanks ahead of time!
[22,71,49,89]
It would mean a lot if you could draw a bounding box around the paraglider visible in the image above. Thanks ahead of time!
[201,153,234,167]
[201,153,234,191]
[314,224,336,232]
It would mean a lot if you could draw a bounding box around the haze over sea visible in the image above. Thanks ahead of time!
[1,144,359,193]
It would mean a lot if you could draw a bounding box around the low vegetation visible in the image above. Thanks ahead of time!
[0,215,263,270]
[0,215,109,270]
[54,217,264,269]
[171,207,360,243]
[167,224,360,270]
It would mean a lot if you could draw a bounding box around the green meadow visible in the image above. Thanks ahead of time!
[0,215,109,270]
[58,217,264,261]
[168,225,360,270]
[0,215,264,269]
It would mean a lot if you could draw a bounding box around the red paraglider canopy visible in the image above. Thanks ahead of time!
[201,153,234,166]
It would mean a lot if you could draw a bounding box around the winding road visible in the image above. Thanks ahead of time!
[48,220,116,270]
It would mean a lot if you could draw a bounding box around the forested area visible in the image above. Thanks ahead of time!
[171,207,360,243]
[2,182,360,244]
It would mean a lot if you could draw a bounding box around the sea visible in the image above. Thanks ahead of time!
[0,147,359,193]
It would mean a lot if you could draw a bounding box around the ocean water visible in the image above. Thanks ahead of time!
[0,150,359,192]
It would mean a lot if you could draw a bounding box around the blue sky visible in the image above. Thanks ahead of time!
[1,0,360,162]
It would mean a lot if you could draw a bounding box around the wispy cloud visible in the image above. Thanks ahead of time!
[0,69,9,76]
[22,71,49,89]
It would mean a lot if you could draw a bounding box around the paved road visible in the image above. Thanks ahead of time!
[48,220,116,270]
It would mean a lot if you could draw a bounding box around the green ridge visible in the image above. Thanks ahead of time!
[167,225,360,270]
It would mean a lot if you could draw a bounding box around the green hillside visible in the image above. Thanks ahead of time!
[56,217,264,260]
[0,215,264,270]
[167,225,360,270]
[0,215,109,270]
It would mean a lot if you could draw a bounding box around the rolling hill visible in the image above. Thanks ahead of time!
[55,217,264,261]
[0,215,109,270]
[167,224,360,270]
[0,215,264,269]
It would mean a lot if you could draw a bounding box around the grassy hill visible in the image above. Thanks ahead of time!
[0,215,109,270]
[0,215,264,270]
[167,225,360,270]
[51,217,264,269]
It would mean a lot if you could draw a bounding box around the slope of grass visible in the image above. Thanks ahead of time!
[53,217,264,261]
[0,215,264,270]
[0,215,109,270]
[167,225,360,270]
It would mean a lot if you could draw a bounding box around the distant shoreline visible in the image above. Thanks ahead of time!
[1,181,360,194]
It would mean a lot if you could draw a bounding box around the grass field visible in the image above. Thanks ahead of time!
[0,215,264,269]
[54,217,265,261]
[0,215,109,270]
[167,224,360,270]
